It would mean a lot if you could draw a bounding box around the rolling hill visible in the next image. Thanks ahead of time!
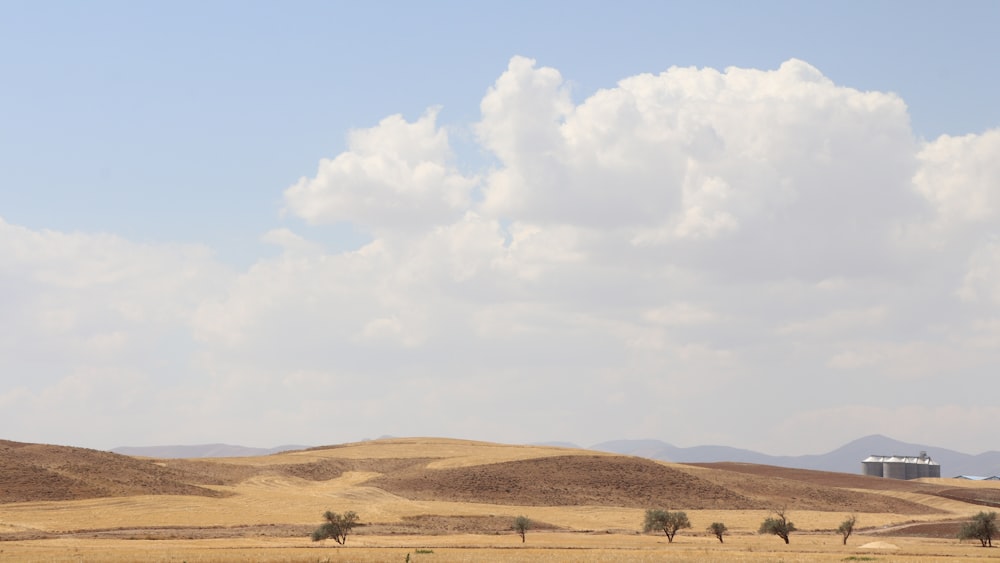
[2,436,984,536]
[0,439,224,503]
[114,435,1000,478]
[3,436,998,563]
[111,443,308,458]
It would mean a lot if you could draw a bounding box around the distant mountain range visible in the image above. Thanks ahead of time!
[111,443,308,458]
[111,435,1000,477]
[589,434,1000,478]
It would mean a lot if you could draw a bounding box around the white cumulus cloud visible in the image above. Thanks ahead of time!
[284,108,477,232]
[5,57,1000,455]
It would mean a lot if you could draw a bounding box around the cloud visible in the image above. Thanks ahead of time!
[4,57,1000,454]
[0,217,228,348]
[0,218,232,445]
[958,241,1000,306]
[778,306,887,336]
[260,228,324,256]
[825,340,979,379]
[914,129,1000,233]
[283,108,477,232]
[476,59,921,283]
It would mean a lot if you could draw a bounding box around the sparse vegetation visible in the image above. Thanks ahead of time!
[708,521,728,543]
[310,510,359,545]
[513,515,531,542]
[4,436,998,561]
[837,514,857,545]
[758,508,795,544]
[643,509,691,542]
[958,510,997,547]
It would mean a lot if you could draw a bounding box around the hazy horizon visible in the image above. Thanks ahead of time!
[3,1,999,456]
[105,433,994,458]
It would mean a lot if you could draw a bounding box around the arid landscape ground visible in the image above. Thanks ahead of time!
[1,437,999,562]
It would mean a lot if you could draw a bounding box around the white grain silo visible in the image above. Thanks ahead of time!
[884,456,907,479]
[862,455,884,477]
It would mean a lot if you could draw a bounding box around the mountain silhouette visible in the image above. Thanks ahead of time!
[591,434,1000,477]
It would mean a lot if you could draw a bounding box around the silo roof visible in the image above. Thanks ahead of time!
[862,454,938,465]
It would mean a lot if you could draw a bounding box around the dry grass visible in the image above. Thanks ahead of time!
[919,478,1000,489]
[3,437,1000,562]
[3,533,1000,562]
[256,437,592,467]
[860,489,992,516]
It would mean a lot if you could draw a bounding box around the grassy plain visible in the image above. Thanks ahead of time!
[2,437,999,562]
[4,534,1000,562]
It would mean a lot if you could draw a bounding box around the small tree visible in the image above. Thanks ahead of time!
[311,510,359,545]
[837,514,857,545]
[708,522,728,543]
[643,509,691,543]
[513,515,531,542]
[759,509,795,544]
[958,511,998,547]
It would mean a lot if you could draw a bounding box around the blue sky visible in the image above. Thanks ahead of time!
[4,1,997,257]
[2,1,999,455]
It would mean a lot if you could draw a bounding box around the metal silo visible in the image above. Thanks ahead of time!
[904,457,920,480]
[917,451,940,478]
[884,456,906,479]
[862,455,884,477]
[916,458,930,478]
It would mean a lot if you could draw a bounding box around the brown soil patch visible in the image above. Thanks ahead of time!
[371,455,760,509]
[869,520,965,539]
[152,459,263,485]
[0,524,312,541]
[0,437,959,526]
[156,457,434,486]
[157,458,352,485]
[680,463,943,514]
[0,440,223,502]
[1,437,439,504]
[933,487,1000,509]
[687,462,946,492]
[0,516,555,541]
[687,462,979,514]
[367,515,562,535]
[262,457,434,482]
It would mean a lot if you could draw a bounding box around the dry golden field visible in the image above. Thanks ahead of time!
[2,437,999,562]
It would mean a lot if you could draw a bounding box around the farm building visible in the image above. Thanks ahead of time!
[861,451,940,479]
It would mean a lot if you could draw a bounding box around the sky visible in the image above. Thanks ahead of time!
[2,1,999,456]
